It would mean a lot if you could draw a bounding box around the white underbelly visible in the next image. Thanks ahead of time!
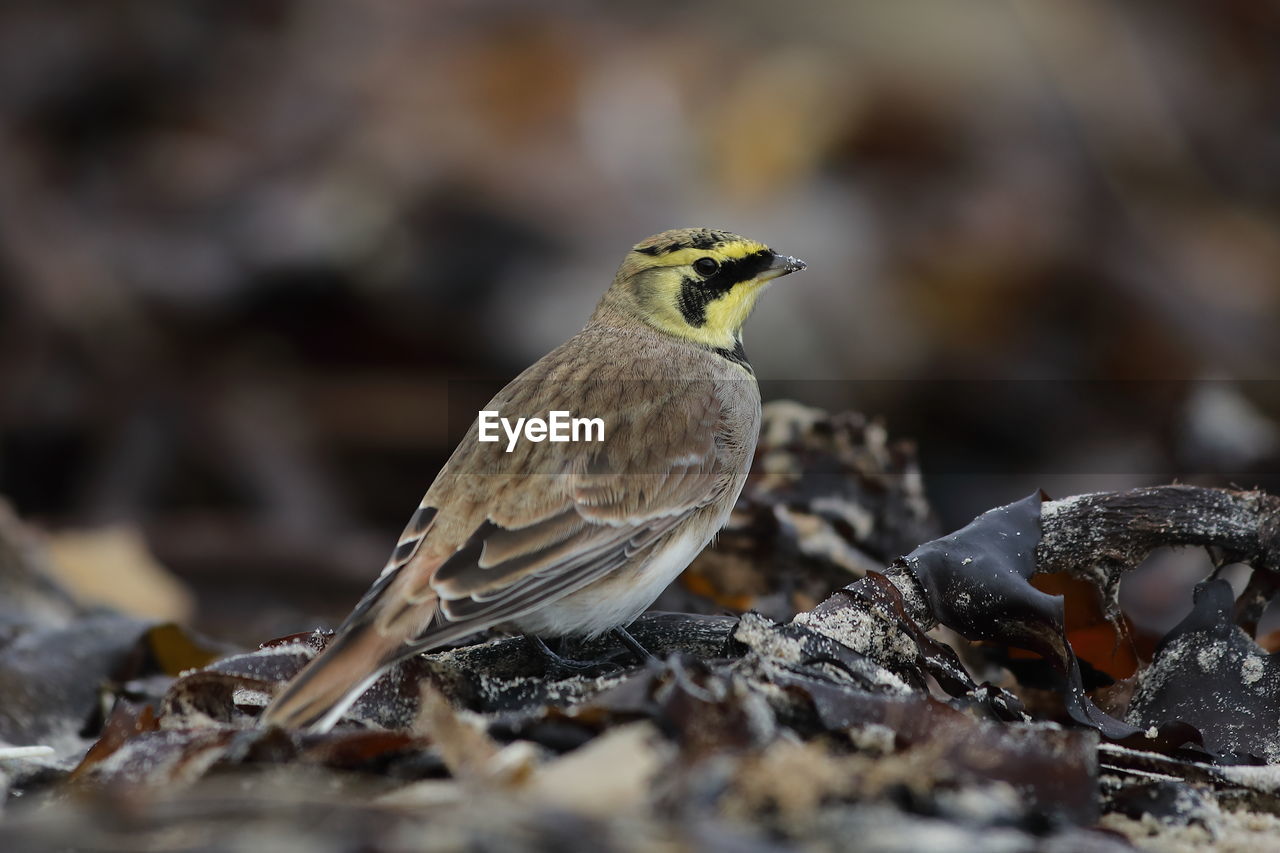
[510,527,712,639]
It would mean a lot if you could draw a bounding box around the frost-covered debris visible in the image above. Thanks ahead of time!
[1126,580,1280,762]
[893,493,1141,737]
[657,401,939,621]
[5,470,1280,848]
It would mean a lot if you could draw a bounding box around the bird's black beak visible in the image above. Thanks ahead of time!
[761,251,807,280]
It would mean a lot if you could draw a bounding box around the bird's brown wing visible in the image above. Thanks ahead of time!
[261,373,745,731]
[373,375,735,644]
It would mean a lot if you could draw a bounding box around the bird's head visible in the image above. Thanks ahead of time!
[598,227,806,350]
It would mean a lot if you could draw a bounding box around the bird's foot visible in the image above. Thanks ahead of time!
[610,626,659,666]
[525,627,660,679]
[524,634,627,679]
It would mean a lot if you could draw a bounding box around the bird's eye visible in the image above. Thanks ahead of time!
[693,257,719,277]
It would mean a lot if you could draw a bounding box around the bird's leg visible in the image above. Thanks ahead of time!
[524,634,623,679]
[525,634,591,671]
[611,626,659,665]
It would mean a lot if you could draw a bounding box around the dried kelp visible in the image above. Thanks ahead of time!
[4,484,1280,850]
[1126,580,1280,763]
[888,492,1139,737]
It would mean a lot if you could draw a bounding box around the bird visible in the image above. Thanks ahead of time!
[261,227,806,731]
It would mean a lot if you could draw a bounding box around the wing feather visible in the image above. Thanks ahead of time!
[261,337,759,732]
[367,379,733,649]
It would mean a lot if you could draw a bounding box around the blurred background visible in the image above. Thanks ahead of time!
[1,0,1278,642]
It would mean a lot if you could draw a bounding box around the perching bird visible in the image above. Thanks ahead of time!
[262,228,806,731]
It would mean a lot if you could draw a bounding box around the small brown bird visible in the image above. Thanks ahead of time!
[262,228,806,731]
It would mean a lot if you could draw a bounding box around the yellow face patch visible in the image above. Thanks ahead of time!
[626,237,784,349]
[612,228,804,353]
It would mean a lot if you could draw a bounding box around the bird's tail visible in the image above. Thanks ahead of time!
[259,619,406,733]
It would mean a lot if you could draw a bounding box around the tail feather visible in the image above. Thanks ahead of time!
[260,622,404,732]
[263,542,456,732]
